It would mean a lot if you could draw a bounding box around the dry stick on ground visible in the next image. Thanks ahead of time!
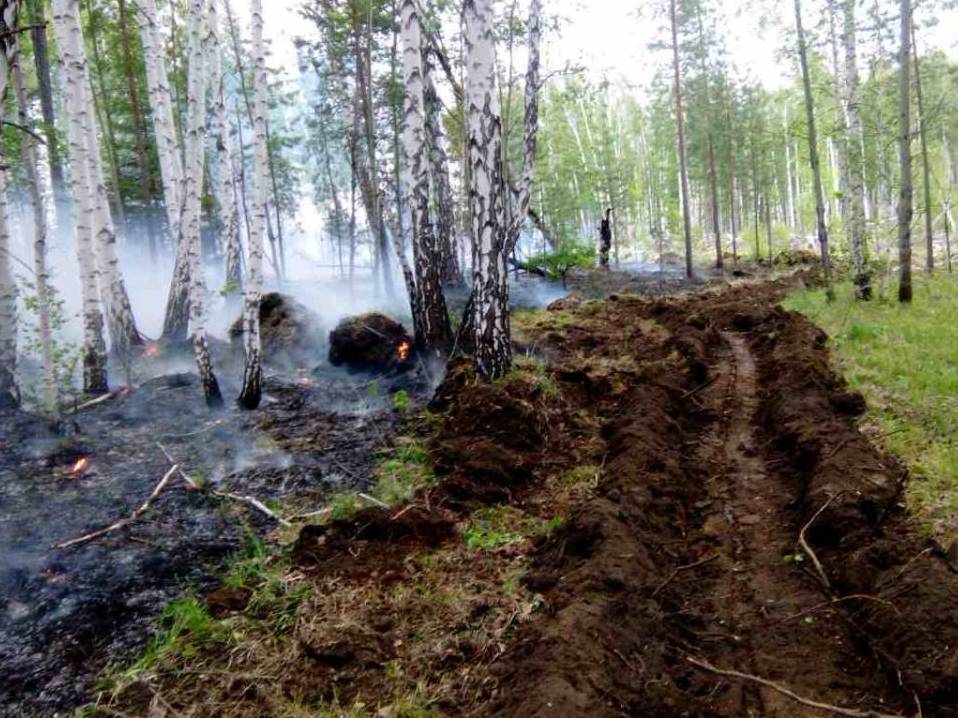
[155,442,292,527]
[54,465,179,549]
[652,554,720,597]
[799,493,841,591]
[774,594,899,625]
[687,656,907,718]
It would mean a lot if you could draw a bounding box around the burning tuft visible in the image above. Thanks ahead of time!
[397,340,412,362]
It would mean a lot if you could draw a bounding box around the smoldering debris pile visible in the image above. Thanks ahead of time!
[229,293,322,359]
[328,313,414,372]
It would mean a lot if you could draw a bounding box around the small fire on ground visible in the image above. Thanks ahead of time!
[397,340,412,362]
[144,342,162,358]
[69,457,90,476]
[297,368,315,386]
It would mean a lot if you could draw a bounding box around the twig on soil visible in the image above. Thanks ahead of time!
[686,656,906,718]
[652,554,720,597]
[799,494,841,592]
[53,465,179,549]
[681,376,719,400]
[774,594,899,624]
[155,442,292,527]
[69,388,130,413]
[822,439,852,462]
[358,492,389,509]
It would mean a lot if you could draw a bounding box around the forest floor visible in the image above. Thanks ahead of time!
[74,262,958,718]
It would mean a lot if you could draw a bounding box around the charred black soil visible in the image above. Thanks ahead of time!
[18,269,958,717]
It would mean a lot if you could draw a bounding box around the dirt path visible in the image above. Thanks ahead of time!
[682,332,898,716]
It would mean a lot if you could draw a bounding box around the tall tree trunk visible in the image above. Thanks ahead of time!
[843,0,870,299]
[400,0,451,360]
[669,0,694,278]
[0,0,19,409]
[725,95,738,264]
[794,0,834,298]
[238,0,270,409]
[25,0,68,217]
[464,0,509,380]
[14,47,58,417]
[207,0,242,296]
[223,0,286,282]
[69,0,142,358]
[423,49,462,285]
[117,0,157,263]
[897,0,913,302]
[827,0,849,220]
[695,7,722,270]
[911,22,933,273]
[85,0,127,234]
[137,0,191,341]
[182,0,222,407]
[52,0,109,395]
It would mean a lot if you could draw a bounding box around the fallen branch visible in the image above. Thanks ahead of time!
[799,494,841,592]
[156,443,291,527]
[54,465,179,549]
[358,492,389,509]
[686,656,906,718]
[70,387,130,413]
[681,376,719,400]
[775,594,899,625]
[652,554,720,597]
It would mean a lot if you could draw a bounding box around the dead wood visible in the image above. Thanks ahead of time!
[687,656,906,718]
[54,465,179,549]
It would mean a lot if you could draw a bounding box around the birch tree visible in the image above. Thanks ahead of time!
[238,0,268,409]
[137,0,190,342]
[464,0,510,379]
[897,0,913,303]
[0,0,19,409]
[71,0,143,362]
[183,0,223,406]
[911,22,933,272]
[14,48,58,416]
[794,0,834,299]
[400,0,451,361]
[52,0,109,395]
[207,0,242,296]
[843,0,870,299]
[670,0,694,278]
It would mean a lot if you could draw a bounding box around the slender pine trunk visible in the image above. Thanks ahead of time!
[897,0,914,303]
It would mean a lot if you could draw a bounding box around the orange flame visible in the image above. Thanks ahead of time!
[71,457,89,474]
[144,342,161,358]
[298,368,314,386]
[397,340,411,362]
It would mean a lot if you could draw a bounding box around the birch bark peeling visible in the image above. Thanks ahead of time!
[52,0,110,395]
[207,0,242,296]
[400,0,451,360]
[238,0,268,409]
[464,0,510,380]
[183,0,223,407]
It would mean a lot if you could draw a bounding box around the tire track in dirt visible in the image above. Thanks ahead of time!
[679,331,901,716]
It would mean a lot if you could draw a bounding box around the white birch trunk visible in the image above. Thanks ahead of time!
[0,0,20,409]
[182,0,222,406]
[843,0,870,299]
[52,0,110,394]
[206,0,242,296]
[400,0,450,360]
[464,0,510,380]
[14,49,59,416]
[136,0,190,341]
[69,0,142,360]
[238,0,268,409]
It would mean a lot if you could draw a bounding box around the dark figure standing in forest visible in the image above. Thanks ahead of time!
[599,208,613,269]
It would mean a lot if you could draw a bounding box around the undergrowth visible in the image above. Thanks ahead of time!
[785,275,958,543]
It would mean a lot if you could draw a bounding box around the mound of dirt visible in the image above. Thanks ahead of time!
[229,293,320,356]
[328,313,413,371]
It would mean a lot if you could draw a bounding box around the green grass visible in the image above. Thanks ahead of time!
[784,275,958,542]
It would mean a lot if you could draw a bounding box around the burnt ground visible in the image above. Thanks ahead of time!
[0,338,424,716]
[86,267,958,718]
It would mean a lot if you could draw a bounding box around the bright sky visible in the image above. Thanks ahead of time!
[242,0,958,95]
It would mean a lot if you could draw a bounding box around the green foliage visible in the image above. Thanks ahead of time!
[463,507,525,551]
[785,277,958,542]
[129,595,228,677]
[392,389,412,413]
[519,243,596,282]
